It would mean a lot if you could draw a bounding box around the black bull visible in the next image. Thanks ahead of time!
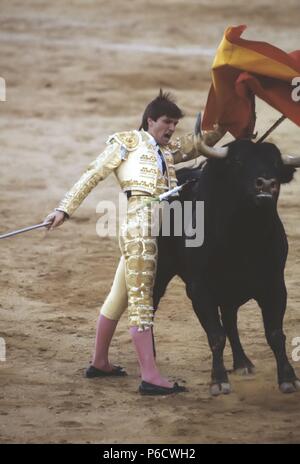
[153,139,300,395]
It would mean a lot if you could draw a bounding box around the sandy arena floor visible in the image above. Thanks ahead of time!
[0,0,300,443]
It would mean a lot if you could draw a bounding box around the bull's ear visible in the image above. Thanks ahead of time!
[279,165,296,184]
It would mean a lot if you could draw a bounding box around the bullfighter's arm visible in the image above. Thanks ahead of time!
[169,125,226,164]
[56,141,122,217]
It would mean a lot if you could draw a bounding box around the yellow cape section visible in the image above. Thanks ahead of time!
[212,34,298,86]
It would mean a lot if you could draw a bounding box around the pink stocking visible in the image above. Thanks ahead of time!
[130,326,173,387]
[92,314,118,371]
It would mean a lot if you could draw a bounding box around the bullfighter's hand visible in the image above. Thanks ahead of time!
[44,210,66,230]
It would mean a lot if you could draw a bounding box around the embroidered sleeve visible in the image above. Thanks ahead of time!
[167,134,200,164]
[168,126,225,164]
[57,142,122,217]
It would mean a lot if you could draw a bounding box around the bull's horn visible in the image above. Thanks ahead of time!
[196,135,228,159]
[282,155,300,167]
[194,113,227,158]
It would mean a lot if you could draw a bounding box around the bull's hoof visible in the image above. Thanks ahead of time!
[234,366,256,376]
[210,382,231,396]
[295,380,300,391]
[279,380,300,394]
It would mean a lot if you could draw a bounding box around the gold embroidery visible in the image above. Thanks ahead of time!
[120,196,158,331]
[141,166,157,175]
[58,142,122,216]
[166,133,202,164]
[140,153,157,162]
[110,131,141,151]
[121,180,156,191]
[58,129,182,217]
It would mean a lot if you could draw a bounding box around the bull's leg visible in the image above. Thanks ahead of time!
[187,281,230,396]
[153,270,174,311]
[220,306,255,375]
[152,263,176,359]
[258,283,300,394]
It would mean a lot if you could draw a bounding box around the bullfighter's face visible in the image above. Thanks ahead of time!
[147,115,179,146]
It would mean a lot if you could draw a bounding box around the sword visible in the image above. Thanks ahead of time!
[132,180,197,215]
[158,179,196,201]
[142,180,197,205]
[2,182,197,239]
[0,221,52,240]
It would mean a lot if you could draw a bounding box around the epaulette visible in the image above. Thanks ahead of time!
[166,138,181,153]
[107,130,141,151]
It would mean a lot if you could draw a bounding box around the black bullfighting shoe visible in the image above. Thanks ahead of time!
[139,381,188,396]
[85,365,127,378]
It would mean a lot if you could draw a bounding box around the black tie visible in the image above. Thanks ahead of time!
[157,147,166,174]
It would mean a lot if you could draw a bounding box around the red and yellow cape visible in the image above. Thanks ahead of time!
[202,25,300,138]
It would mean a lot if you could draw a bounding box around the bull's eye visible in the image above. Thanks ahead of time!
[270,180,277,189]
[256,178,264,188]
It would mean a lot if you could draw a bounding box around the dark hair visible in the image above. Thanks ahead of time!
[139,89,184,130]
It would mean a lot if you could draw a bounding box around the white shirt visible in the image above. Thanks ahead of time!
[146,132,165,174]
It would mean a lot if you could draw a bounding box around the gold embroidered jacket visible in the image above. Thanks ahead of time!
[57,129,205,217]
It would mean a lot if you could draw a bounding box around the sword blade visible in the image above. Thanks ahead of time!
[158,179,196,201]
[0,221,52,240]
[158,184,184,201]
